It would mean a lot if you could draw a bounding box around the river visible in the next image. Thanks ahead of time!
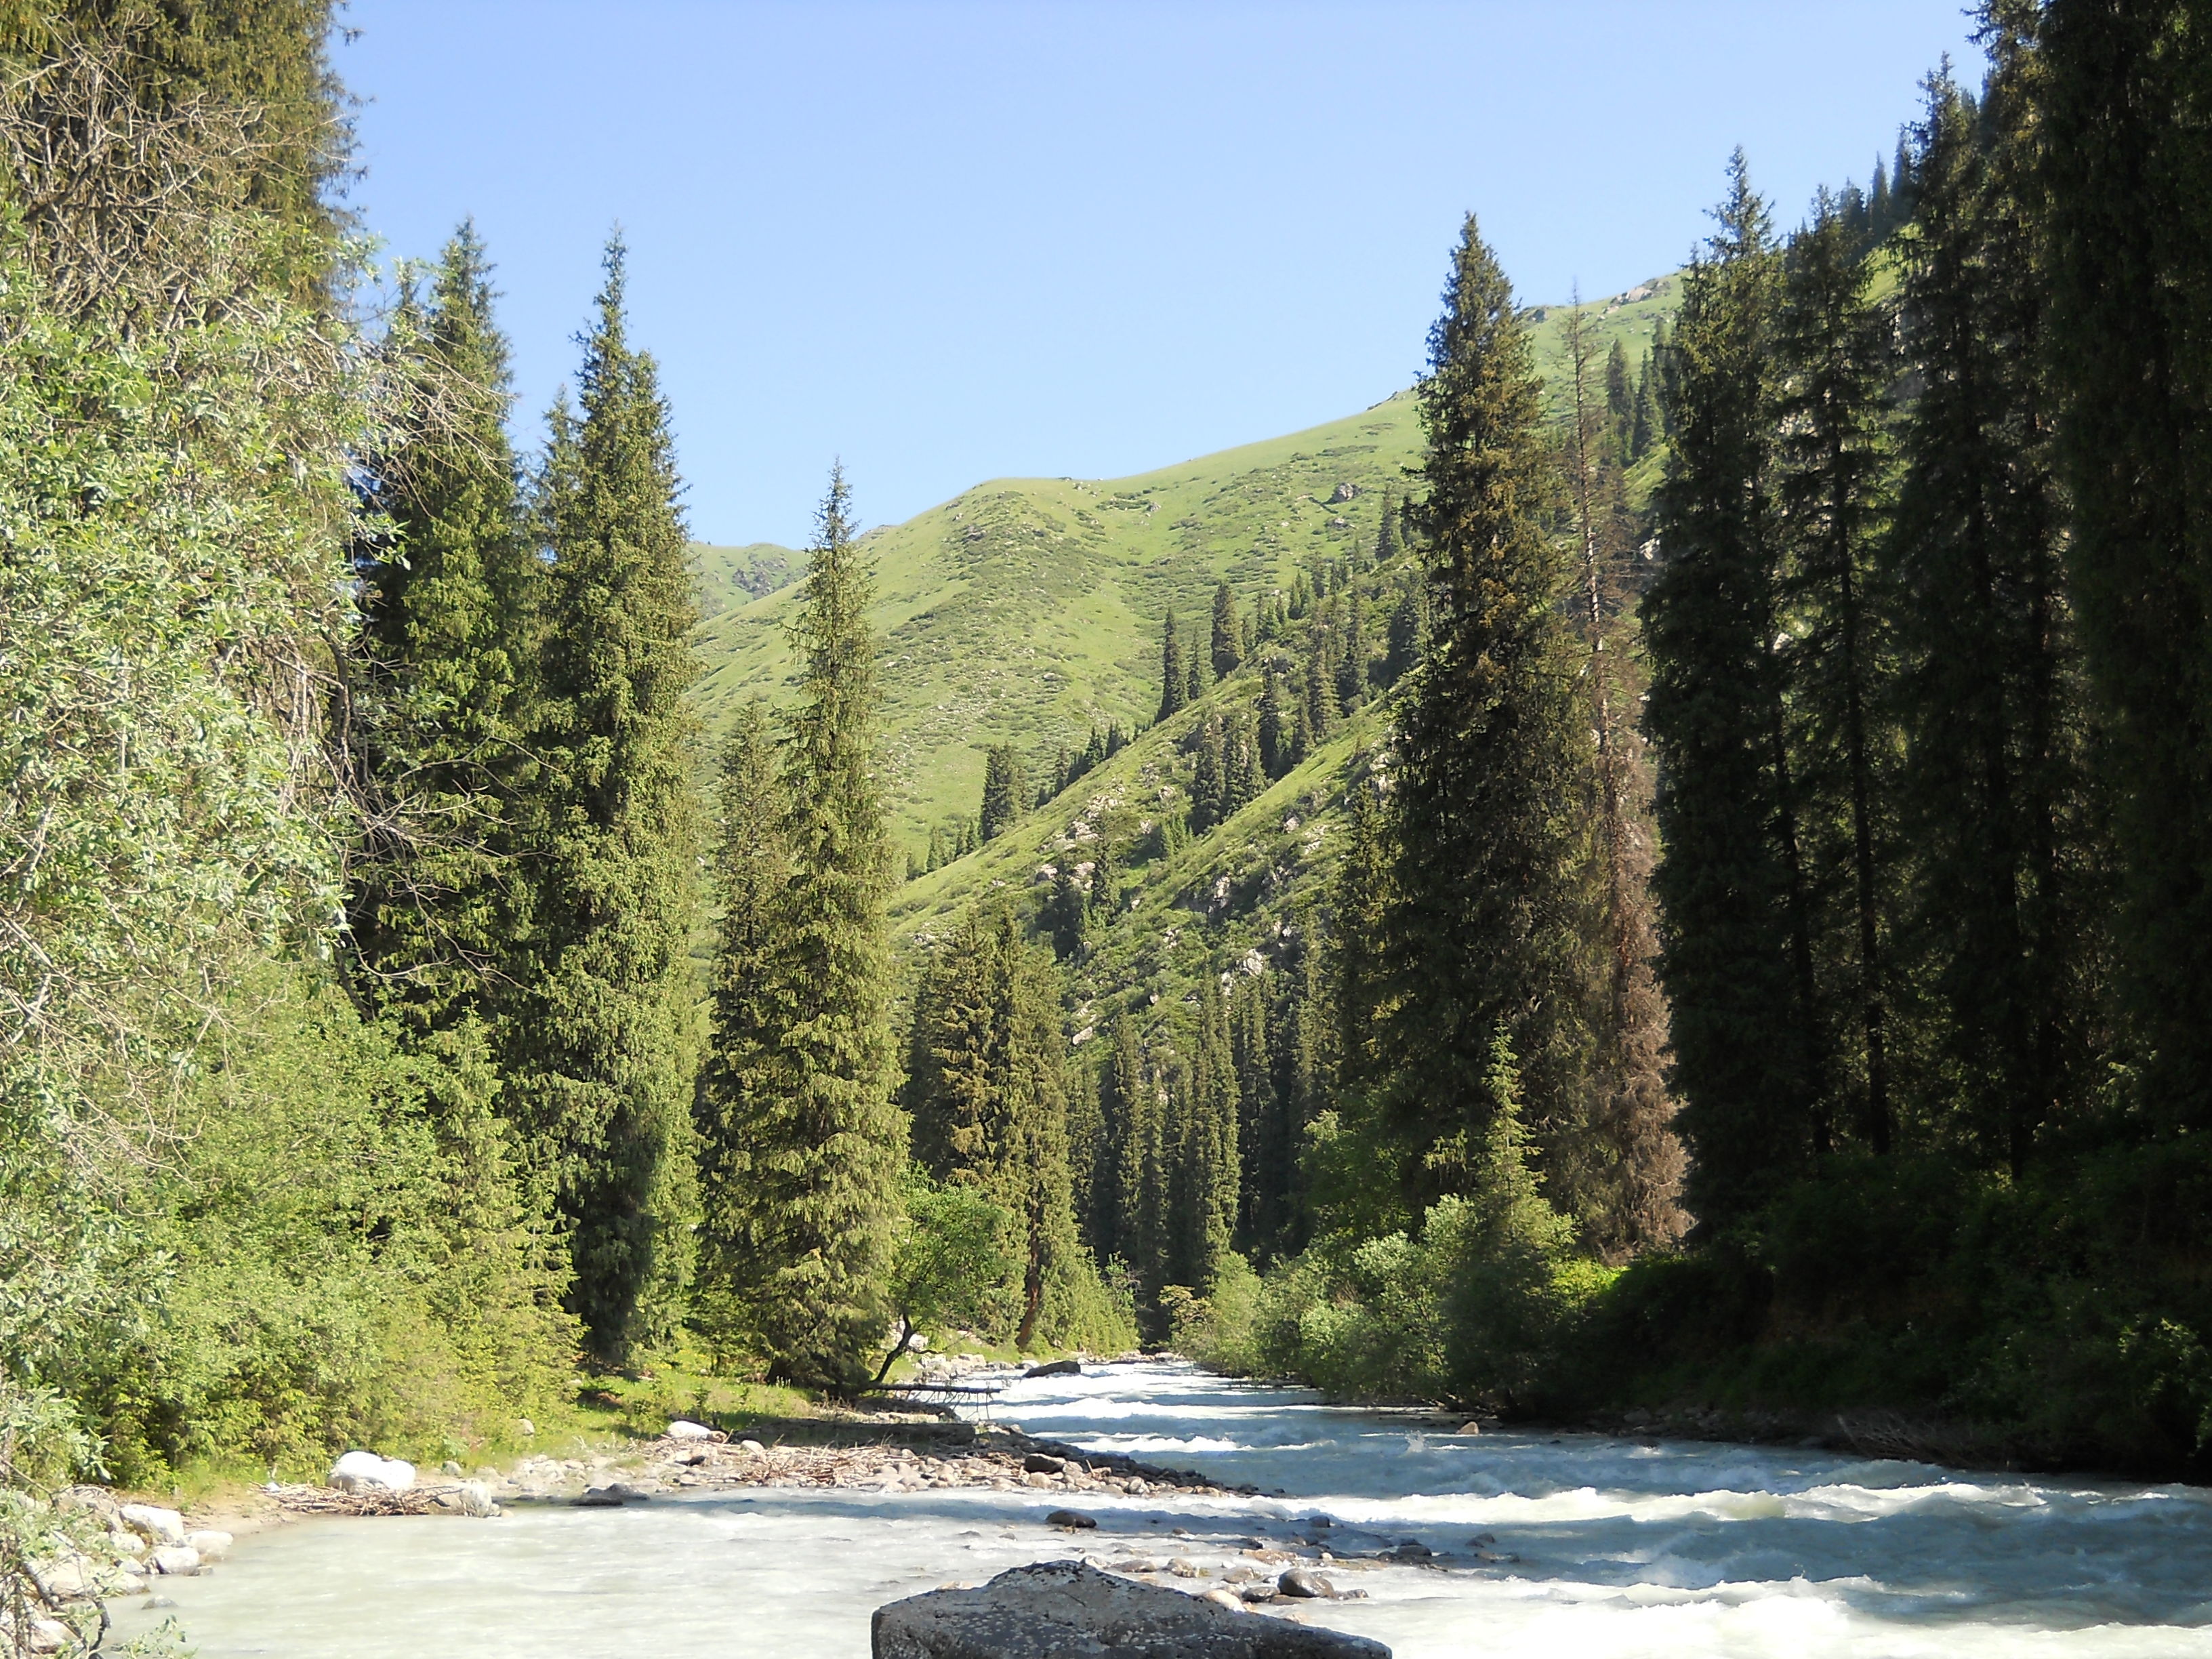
[108,1361,2212,1657]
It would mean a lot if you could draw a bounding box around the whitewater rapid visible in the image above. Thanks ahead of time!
[110,1361,2212,1657]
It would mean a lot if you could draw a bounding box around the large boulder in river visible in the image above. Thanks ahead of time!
[1023,1358,1082,1378]
[329,1450,416,1494]
[872,1560,1389,1658]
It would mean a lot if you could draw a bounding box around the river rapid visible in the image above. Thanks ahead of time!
[110,1361,2212,1658]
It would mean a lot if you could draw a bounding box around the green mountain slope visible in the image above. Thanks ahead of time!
[689,277,1678,859]
[690,540,800,621]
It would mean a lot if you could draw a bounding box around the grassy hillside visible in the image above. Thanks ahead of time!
[690,540,800,621]
[689,277,1678,861]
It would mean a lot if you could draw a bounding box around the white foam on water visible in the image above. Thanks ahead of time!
[106,1360,2212,1658]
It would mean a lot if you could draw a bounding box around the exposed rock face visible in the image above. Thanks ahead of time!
[872,1560,1389,1658]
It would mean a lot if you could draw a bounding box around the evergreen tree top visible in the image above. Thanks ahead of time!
[791,463,878,758]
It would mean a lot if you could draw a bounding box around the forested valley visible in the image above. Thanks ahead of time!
[11,8,2212,1626]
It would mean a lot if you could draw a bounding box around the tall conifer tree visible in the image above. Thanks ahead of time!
[1158,612,1186,721]
[349,222,539,1031]
[1774,200,1898,1153]
[2043,0,2212,1132]
[1210,581,1243,680]
[694,701,789,1315]
[716,467,907,1382]
[1643,157,1823,1226]
[1376,213,1594,1208]
[905,909,1086,1347]
[1561,298,1685,1254]
[510,237,700,1360]
[1887,43,2102,1173]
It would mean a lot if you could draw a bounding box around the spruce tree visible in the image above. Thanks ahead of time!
[1630,346,1660,462]
[348,222,539,1031]
[1157,612,1185,721]
[1229,977,1277,1256]
[1045,865,1089,960]
[2043,0,2212,1132]
[1096,1016,1145,1269]
[1375,487,1401,563]
[1164,993,1238,1291]
[1225,708,1261,814]
[1303,628,1336,746]
[1210,581,1243,679]
[1190,712,1227,833]
[1385,582,1424,685]
[1336,598,1368,710]
[1376,213,1595,1209]
[1643,156,1822,1225]
[1258,671,1290,779]
[1604,335,1635,466]
[509,237,700,1361]
[716,467,906,1382]
[1774,199,1898,1153]
[1561,298,1685,1253]
[694,701,789,1317]
[1888,39,2101,1173]
[905,909,1083,1346]
[980,744,1024,841]
[1089,842,1120,922]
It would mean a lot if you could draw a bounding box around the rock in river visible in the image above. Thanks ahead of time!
[118,1503,186,1546]
[329,1450,415,1495]
[872,1560,1389,1658]
[1023,1358,1082,1378]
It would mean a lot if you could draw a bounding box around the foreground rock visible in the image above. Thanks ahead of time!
[873,1561,1389,1658]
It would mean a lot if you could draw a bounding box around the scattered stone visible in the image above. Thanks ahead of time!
[1168,1557,1204,1578]
[1277,1568,1338,1599]
[441,1459,464,1475]
[1202,1586,1247,1614]
[738,1439,767,1454]
[186,1529,234,1561]
[1023,1358,1082,1378]
[667,1419,723,1442]
[1387,1540,1431,1560]
[872,1560,1391,1658]
[148,1546,202,1576]
[141,1597,177,1611]
[1023,1452,1067,1474]
[119,1503,186,1546]
[572,1488,626,1508]
[1045,1509,1097,1530]
[24,1614,73,1654]
[518,1418,535,1437]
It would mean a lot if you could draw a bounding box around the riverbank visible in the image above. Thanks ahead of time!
[75,1359,2212,1659]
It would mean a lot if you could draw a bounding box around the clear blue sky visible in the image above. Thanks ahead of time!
[340,1,1986,548]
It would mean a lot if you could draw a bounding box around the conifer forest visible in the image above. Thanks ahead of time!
[14,6,2212,1610]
